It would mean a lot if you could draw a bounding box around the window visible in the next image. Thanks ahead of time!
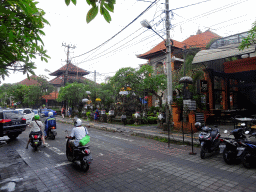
[24,110,31,114]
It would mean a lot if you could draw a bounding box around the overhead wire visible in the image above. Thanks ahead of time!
[81,0,249,64]
[71,0,160,59]
[76,0,251,76]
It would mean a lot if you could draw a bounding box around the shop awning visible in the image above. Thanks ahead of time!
[192,43,255,64]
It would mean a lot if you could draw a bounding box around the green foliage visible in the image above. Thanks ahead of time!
[0,0,50,81]
[65,0,116,23]
[147,116,158,121]
[0,76,54,107]
[57,82,89,108]
[239,21,256,50]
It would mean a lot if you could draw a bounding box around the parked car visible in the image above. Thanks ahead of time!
[40,108,57,117]
[15,108,35,124]
[32,109,41,116]
[0,109,27,139]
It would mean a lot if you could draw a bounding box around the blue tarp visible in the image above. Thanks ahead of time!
[139,98,148,104]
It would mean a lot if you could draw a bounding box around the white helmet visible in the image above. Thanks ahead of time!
[74,118,82,127]
[48,112,53,117]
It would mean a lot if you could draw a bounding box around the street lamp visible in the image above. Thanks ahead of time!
[140,20,165,41]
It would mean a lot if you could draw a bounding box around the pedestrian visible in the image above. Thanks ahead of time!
[94,109,99,122]
[61,106,66,119]
[68,107,72,118]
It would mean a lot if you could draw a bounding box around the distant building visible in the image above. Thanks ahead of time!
[18,75,40,86]
[49,63,90,92]
[137,29,221,107]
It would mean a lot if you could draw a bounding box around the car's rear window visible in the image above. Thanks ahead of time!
[24,110,31,114]
[3,111,21,119]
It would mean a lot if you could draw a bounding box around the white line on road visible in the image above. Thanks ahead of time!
[106,135,134,142]
[55,162,72,167]
[48,146,65,155]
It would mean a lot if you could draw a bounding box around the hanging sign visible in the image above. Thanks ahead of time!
[200,80,208,93]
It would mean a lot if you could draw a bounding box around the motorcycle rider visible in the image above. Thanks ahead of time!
[66,119,89,154]
[44,112,56,138]
[26,115,46,149]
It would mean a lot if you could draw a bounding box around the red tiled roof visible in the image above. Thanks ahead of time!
[42,91,59,100]
[182,30,221,49]
[49,75,87,85]
[18,75,39,86]
[138,30,221,59]
[138,39,184,59]
[49,63,89,76]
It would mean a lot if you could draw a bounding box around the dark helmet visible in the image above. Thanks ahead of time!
[195,122,202,130]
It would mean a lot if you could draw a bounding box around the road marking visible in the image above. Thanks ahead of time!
[44,152,50,157]
[108,135,133,142]
[48,146,65,155]
[55,162,72,167]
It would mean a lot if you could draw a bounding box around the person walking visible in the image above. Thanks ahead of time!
[61,106,66,119]
[68,107,72,118]
[94,109,99,122]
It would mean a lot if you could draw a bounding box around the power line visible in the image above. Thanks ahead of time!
[170,0,212,11]
[75,0,250,67]
[71,0,159,59]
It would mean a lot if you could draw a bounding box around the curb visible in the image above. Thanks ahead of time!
[57,118,200,145]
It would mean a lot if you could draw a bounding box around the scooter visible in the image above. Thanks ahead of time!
[47,126,57,140]
[30,132,42,151]
[239,132,256,168]
[198,125,221,159]
[219,128,247,165]
[65,131,93,172]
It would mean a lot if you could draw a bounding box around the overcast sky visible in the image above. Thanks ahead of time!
[2,0,255,85]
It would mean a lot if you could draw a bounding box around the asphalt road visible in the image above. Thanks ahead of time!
[1,122,256,192]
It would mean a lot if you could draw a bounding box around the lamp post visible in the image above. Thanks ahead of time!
[141,0,173,147]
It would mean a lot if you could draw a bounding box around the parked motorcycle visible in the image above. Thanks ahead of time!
[239,132,256,168]
[219,128,247,165]
[47,126,57,140]
[196,123,221,159]
[65,130,93,172]
[30,132,42,151]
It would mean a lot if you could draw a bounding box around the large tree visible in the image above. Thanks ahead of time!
[65,0,116,23]
[57,82,89,110]
[0,0,50,81]
[136,65,167,108]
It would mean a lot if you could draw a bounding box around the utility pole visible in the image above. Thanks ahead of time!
[62,43,76,86]
[165,0,173,148]
[94,70,96,83]
[62,43,76,108]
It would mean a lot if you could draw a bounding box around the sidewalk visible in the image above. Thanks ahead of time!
[56,116,235,145]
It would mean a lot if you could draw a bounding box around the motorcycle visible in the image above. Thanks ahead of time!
[65,130,93,172]
[198,125,221,159]
[30,132,42,151]
[47,126,57,140]
[219,128,247,165]
[239,132,256,168]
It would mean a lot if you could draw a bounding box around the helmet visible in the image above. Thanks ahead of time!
[74,118,82,127]
[195,122,202,130]
[48,112,53,117]
[34,115,40,120]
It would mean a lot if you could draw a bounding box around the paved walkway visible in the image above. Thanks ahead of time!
[56,116,235,145]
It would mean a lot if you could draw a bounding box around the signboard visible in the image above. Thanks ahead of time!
[200,80,208,93]
[183,100,196,111]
